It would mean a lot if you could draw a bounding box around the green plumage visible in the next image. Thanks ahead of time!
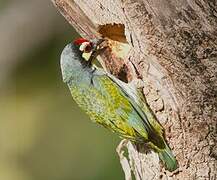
[61,42,177,171]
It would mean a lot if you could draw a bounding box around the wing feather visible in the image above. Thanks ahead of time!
[92,71,165,148]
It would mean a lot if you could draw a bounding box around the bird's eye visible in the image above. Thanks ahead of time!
[79,42,93,53]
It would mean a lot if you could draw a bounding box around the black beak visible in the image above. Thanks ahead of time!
[87,38,107,67]
[91,38,105,51]
[96,39,105,46]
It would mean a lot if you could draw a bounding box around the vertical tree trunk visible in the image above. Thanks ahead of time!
[51,0,217,179]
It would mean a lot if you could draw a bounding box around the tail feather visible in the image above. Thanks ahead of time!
[159,144,178,172]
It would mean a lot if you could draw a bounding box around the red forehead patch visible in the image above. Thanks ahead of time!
[73,38,89,45]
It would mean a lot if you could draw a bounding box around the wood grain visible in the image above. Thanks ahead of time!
[51,0,217,179]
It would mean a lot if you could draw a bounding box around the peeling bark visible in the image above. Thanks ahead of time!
[52,0,217,179]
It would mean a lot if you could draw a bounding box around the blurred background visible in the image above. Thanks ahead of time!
[0,0,123,179]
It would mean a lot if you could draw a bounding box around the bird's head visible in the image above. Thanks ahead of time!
[73,38,94,53]
[60,38,104,83]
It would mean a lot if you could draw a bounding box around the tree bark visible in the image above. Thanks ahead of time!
[51,0,217,179]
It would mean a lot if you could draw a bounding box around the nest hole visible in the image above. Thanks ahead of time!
[98,23,127,43]
[97,24,132,82]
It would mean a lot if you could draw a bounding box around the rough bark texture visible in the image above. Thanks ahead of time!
[51,0,217,179]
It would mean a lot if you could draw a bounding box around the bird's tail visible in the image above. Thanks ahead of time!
[158,144,178,172]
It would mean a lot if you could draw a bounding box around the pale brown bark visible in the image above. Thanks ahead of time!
[51,0,217,179]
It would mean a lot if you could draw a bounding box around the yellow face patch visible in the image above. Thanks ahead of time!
[82,52,92,61]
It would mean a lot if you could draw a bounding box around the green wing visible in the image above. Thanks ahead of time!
[107,73,164,135]
[92,71,165,149]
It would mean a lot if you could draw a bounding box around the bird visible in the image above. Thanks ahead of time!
[60,37,178,171]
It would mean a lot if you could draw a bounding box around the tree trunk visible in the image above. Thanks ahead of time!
[51,0,217,179]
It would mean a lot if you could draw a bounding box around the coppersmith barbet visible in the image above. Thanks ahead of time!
[60,38,177,171]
